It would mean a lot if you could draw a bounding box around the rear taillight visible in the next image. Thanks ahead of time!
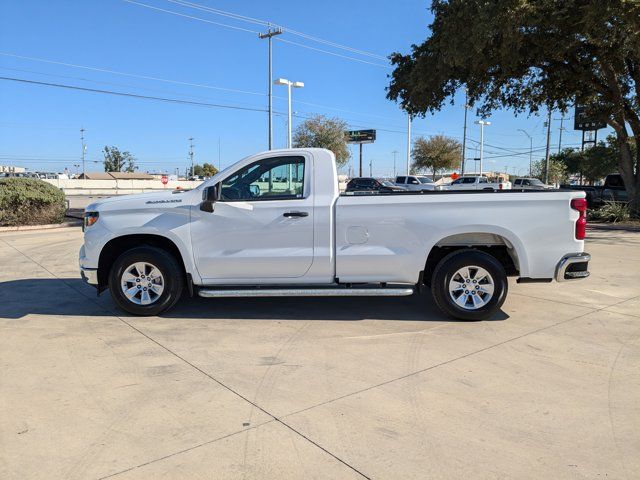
[571,198,587,240]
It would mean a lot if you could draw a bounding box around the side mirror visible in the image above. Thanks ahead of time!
[200,183,220,212]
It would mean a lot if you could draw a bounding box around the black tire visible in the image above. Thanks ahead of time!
[108,246,184,316]
[430,249,508,321]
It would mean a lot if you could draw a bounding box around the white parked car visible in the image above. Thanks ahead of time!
[513,178,553,190]
[445,176,511,191]
[80,148,589,320]
[394,175,441,191]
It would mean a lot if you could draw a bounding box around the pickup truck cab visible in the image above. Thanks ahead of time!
[394,175,440,191]
[446,175,512,191]
[79,148,590,320]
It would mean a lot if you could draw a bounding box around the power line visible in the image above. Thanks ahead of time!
[1,75,576,159]
[0,52,392,119]
[0,76,270,112]
[123,0,390,68]
[276,38,391,69]
[0,52,264,96]
[164,0,388,60]
[123,0,260,34]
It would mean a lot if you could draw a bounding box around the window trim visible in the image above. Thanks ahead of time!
[217,155,308,203]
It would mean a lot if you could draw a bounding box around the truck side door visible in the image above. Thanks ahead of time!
[190,154,314,281]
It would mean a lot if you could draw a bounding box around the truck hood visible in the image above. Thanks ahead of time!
[86,189,194,212]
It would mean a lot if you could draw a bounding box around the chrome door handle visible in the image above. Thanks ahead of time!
[283,211,309,218]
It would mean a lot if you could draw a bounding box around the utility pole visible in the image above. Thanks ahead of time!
[80,127,86,177]
[258,26,283,150]
[461,88,469,175]
[188,137,194,177]
[558,115,565,154]
[544,109,552,184]
[359,143,363,177]
[392,150,398,178]
[406,113,412,175]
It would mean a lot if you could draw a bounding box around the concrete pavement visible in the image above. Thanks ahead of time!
[0,227,638,479]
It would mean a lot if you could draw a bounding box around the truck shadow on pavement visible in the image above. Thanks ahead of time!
[0,278,509,322]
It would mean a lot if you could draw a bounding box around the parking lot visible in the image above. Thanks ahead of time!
[1,226,638,479]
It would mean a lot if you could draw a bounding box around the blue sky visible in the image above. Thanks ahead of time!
[0,0,603,177]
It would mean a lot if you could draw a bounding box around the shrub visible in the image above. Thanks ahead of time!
[589,201,632,223]
[0,178,67,226]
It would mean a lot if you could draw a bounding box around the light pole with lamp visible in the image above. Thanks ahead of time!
[274,78,304,148]
[517,128,533,177]
[474,120,491,176]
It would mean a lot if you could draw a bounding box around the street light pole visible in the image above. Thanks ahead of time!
[461,88,469,175]
[475,120,491,176]
[274,78,304,148]
[392,150,398,178]
[188,137,194,177]
[80,127,86,177]
[406,113,412,175]
[258,27,283,150]
[544,108,552,184]
[518,129,533,177]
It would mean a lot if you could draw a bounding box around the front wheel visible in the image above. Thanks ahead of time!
[108,246,184,316]
[430,249,508,320]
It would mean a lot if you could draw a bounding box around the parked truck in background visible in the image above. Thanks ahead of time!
[561,174,627,208]
[79,148,590,321]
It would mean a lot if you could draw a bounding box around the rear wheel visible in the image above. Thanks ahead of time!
[108,246,184,316]
[430,249,508,320]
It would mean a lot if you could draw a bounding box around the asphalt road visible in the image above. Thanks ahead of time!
[0,227,638,479]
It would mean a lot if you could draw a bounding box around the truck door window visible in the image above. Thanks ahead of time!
[408,177,419,184]
[462,177,475,184]
[478,177,488,183]
[220,156,305,201]
[395,176,406,184]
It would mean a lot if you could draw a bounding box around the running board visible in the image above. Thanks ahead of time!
[197,287,415,298]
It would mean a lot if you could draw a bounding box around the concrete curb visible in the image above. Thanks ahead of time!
[0,220,82,232]
[588,222,640,232]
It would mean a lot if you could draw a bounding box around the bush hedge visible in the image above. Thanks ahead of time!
[0,178,67,226]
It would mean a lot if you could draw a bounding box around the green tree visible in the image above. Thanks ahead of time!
[387,0,640,211]
[411,135,462,179]
[293,115,350,167]
[553,148,586,181]
[103,146,136,173]
[553,140,620,184]
[193,163,218,177]
[531,158,568,185]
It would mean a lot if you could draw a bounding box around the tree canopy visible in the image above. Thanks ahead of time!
[293,115,351,167]
[411,135,462,178]
[388,0,640,210]
[103,146,136,173]
[193,163,219,177]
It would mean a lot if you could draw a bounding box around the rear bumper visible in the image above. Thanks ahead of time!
[555,252,591,282]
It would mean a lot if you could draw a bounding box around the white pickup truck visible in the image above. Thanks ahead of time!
[446,175,512,191]
[79,148,590,320]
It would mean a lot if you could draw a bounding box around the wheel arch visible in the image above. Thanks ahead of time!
[422,228,528,285]
[98,234,189,290]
